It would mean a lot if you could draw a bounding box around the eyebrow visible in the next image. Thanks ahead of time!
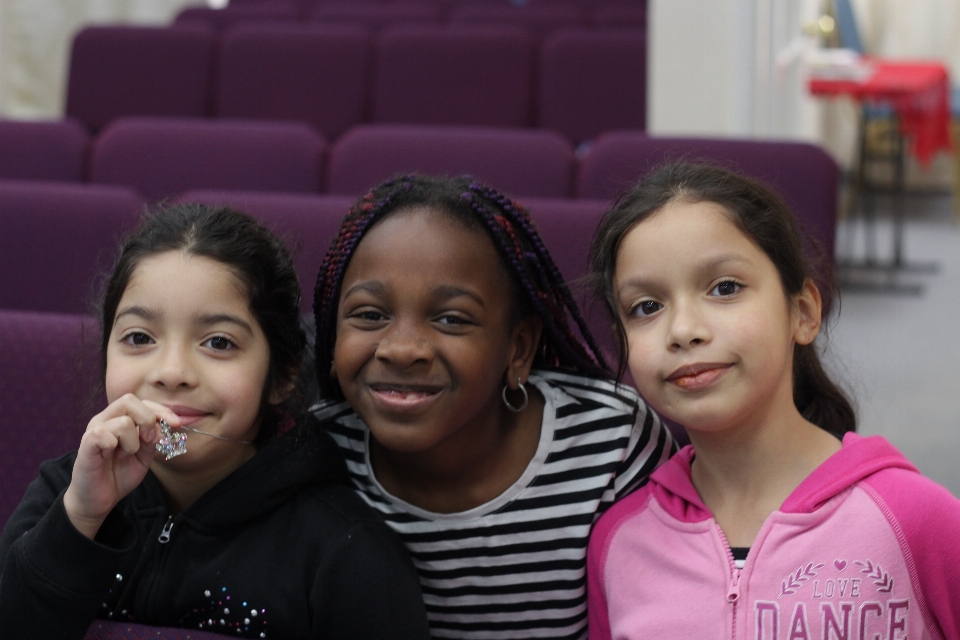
[342,281,486,308]
[617,254,752,295]
[196,313,255,335]
[114,306,161,326]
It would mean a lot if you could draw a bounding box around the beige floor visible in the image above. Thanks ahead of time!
[825,192,960,496]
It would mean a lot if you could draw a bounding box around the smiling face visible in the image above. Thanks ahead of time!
[613,199,819,436]
[332,206,536,456]
[106,250,271,476]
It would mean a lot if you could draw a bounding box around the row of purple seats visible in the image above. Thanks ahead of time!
[0,119,838,249]
[175,1,645,34]
[65,24,645,141]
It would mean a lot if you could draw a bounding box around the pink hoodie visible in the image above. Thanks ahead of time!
[588,433,960,640]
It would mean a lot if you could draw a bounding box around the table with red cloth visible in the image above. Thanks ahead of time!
[808,59,953,283]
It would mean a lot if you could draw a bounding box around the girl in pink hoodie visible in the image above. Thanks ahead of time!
[586,162,960,640]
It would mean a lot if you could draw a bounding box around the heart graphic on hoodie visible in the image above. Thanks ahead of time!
[834,560,848,571]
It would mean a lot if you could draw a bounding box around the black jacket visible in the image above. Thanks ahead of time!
[0,417,430,640]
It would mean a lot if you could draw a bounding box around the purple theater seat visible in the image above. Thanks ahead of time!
[327,124,574,197]
[373,25,535,127]
[176,190,356,311]
[66,26,215,132]
[0,181,143,314]
[592,4,647,29]
[90,118,326,202]
[449,4,585,37]
[0,310,101,529]
[519,197,615,361]
[539,29,646,143]
[0,119,89,182]
[308,2,442,29]
[215,24,371,138]
[576,132,841,269]
[173,4,302,31]
[84,620,235,639]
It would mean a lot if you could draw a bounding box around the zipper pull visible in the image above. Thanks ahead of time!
[158,518,174,544]
[727,568,741,603]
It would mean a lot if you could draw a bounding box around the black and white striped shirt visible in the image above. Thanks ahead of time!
[313,370,674,640]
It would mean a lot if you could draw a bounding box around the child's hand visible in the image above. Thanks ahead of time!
[63,395,181,539]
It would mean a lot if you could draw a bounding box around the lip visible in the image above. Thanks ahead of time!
[665,363,732,391]
[366,382,444,414]
[163,404,210,427]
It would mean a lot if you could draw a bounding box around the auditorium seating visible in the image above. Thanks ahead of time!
[215,24,371,137]
[90,118,326,202]
[0,119,90,182]
[448,4,585,37]
[576,132,841,264]
[175,190,356,311]
[66,26,215,131]
[308,2,443,29]
[539,29,646,143]
[372,26,536,127]
[326,124,575,197]
[173,4,302,31]
[0,309,102,529]
[0,181,143,314]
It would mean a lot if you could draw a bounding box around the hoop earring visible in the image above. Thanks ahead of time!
[502,377,528,413]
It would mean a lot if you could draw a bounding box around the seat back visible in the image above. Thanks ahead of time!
[176,190,356,311]
[0,181,143,314]
[327,124,574,198]
[449,4,585,37]
[84,620,235,639]
[576,132,841,270]
[308,2,442,29]
[90,118,326,202]
[539,30,647,142]
[215,24,371,138]
[373,25,535,127]
[66,26,215,131]
[0,119,90,182]
[0,310,101,530]
[173,4,301,31]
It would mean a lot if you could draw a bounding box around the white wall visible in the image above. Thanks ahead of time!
[648,0,824,141]
[0,0,197,119]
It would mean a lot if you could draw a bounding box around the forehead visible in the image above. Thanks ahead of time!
[121,250,250,310]
[343,206,511,295]
[615,199,770,277]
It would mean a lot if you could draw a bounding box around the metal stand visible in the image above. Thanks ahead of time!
[838,106,939,294]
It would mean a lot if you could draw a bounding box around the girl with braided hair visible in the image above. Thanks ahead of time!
[311,174,674,640]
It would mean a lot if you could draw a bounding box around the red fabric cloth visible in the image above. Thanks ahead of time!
[809,59,953,165]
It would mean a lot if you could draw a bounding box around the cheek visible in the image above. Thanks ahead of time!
[104,351,137,403]
[623,328,660,386]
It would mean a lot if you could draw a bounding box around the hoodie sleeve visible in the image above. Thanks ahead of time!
[0,455,137,640]
[862,468,960,640]
[311,518,431,640]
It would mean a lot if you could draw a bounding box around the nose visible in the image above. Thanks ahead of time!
[375,320,433,368]
[149,341,199,390]
[667,298,711,351]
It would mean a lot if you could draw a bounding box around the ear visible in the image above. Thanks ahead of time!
[504,315,543,387]
[791,278,822,346]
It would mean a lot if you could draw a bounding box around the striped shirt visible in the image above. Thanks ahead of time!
[313,370,674,640]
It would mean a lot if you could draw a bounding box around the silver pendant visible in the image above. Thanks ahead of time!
[155,418,187,460]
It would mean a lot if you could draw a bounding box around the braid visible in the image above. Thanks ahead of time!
[314,174,611,400]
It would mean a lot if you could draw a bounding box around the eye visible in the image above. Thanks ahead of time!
[709,280,743,297]
[203,335,237,351]
[121,332,153,346]
[350,309,387,323]
[436,314,470,327]
[630,300,663,317]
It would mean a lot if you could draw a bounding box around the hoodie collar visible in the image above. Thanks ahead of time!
[651,433,918,521]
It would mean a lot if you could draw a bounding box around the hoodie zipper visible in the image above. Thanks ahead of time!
[158,516,174,543]
[716,526,741,640]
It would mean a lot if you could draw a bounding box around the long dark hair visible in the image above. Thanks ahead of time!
[588,162,856,436]
[313,174,611,400]
[99,203,305,444]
